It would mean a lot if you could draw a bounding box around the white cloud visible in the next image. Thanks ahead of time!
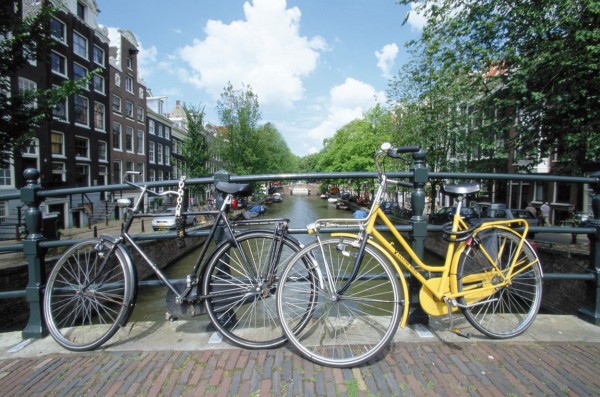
[307,78,385,141]
[406,2,428,31]
[178,0,326,108]
[375,43,398,79]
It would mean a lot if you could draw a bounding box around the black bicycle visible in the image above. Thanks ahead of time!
[43,174,312,351]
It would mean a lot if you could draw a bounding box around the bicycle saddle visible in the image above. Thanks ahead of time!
[442,183,480,196]
[215,182,253,196]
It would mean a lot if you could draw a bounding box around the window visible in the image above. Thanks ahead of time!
[73,95,89,126]
[164,126,170,140]
[52,86,67,121]
[127,57,132,70]
[137,130,144,154]
[112,95,121,113]
[149,141,155,163]
[94,102,105,131]
[115,73,121,87]
[93,45,105,66]
[73,31,88,59]
[149,119,155,135]
[125,127,134,152]
[112,160,122,184]
[157,143,163,164]
[75,136,89,159]
[136,162,144,177]
[93,74,105,94]
[149,169,155,182]
[165,147,170,166]
[0,201,6,221]
[76,164,90,186]
[21,139,38,156]
[50,52,66,76]
[125,75,133,93]
[73,63,88,88]
[98,140,107,162]
[137,106,144,122]
[76,1,86,19]
[158,124,163,137]
[139,87,144,99]
[98,165,108,189]
[51,132,64,156]
[125,101,133,118]
[52,162,66,183]
[112,122,122,150]
[18,77,37,108]
[0,167,12,187]
[50,18,66,44]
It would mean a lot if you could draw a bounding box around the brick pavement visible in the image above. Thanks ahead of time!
[0,341,599,396]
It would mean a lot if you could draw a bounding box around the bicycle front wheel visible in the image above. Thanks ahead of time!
[456,228,542,338]
[277,237,403,368]
[44,239,134,351]
[202,231,306,349]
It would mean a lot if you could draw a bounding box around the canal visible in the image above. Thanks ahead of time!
[129,193,358,322]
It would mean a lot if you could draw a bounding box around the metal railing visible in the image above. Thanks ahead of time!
[1,163,599,339]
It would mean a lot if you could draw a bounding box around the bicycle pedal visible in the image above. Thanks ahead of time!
[451,327,471,339]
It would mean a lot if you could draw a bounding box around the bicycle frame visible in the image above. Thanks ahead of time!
[103,180,292,305]
[313,174,536,315]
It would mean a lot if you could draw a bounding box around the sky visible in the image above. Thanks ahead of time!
[98,0,425,157]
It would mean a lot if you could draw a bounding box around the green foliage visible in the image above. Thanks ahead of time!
[0,2,89,167]
[215,82,298,175]
[394,0,600,173]
[181,104,209,182]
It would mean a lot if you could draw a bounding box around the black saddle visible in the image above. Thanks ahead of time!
[215,182,253,197]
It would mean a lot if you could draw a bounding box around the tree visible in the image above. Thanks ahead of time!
[0,2,87,167]
[215,82,262,175]
[181,104,209,179]
[396,0,600,173]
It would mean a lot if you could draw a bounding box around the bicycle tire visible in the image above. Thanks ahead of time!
[202,230,311,349]
[44,239,134,351]
[277,237,403,368]
[456,228,542,338]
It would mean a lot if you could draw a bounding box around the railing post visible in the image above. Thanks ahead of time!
[20,168,48,339]
[408,149,429,324]
[578,171,600,325]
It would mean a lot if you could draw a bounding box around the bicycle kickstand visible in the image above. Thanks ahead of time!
[445,299,471,339]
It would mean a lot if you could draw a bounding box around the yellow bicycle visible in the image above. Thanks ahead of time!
[276,143,543,367]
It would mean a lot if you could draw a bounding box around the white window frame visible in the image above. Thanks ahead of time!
[93,74,105,94]
[157,143,163,164]
[50,17,67,44]
[73,63,88,89]
[149,119,155,135]
[112,95,122,113]
[125,75,133,93]
[76,163,90,186]
[165,147,170,166]
[137,106,144,122]
[125,101,133,118]
[93,45,105,67]
[125,126,134,153]
[75,136,90,160]
[112,122,122,151]
[73,31,88,59]
[52,85,68,122]
[164,126,170,140]
[18,77,37,108]
[50,51,67,77]
[112,160,122,184]
[73,95,89,126]
[94,101,105,131]
[115,73,121,87]
[137,129,144,154]
[51,131,65,157]
[149,141,155,163]
[52,162,66,183]
[98,140,107,162]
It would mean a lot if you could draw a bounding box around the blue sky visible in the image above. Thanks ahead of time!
[99,0,425,156]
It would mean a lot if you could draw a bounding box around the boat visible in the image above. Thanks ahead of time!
[327,197,338,204]
[271,192,283,203]
[242,203,267,219]
[320,194,328,199]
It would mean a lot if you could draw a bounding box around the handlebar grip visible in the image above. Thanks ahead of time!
[388,145,421,158]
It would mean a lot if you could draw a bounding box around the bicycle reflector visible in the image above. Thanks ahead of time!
[231,198,238,209]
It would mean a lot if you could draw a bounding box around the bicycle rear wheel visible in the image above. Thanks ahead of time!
[456,228,542,338]
[203,231,309,349]
[44,239,134,351]
[277,237,403,368]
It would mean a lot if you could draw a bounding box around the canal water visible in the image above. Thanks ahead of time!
[129,194,357,321]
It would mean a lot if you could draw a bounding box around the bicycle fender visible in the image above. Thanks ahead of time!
[330,232,410,328]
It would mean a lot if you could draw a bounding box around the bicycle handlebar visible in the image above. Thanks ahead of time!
[375,142,422,184]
